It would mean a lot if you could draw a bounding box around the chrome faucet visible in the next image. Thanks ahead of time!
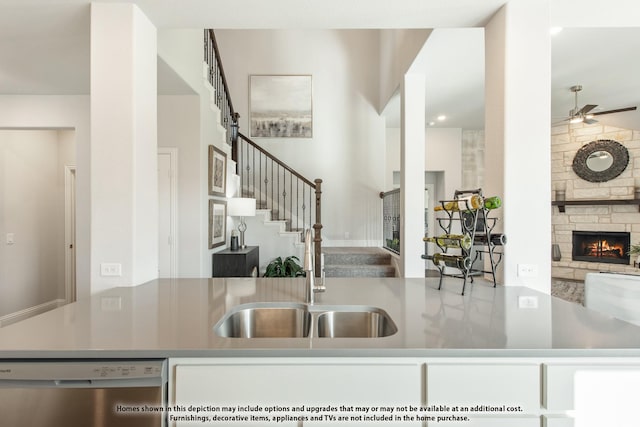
[303,228,325,304]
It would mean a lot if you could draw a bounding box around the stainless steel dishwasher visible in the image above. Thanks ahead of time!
[0,359,167,427]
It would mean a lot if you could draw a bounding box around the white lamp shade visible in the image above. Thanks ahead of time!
[228,198,256,217]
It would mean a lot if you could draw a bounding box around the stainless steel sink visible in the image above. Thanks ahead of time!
[316,306,397,338]
[214,303,311,338]
[214,303,397,338]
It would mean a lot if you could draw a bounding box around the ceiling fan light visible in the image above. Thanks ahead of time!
[585,113,594,119]
[570,116,583,124]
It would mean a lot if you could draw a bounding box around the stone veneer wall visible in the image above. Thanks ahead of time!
[552,123,640,280]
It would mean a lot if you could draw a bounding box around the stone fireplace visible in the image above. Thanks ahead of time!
[572,231,630,265]
[551,123,640,280]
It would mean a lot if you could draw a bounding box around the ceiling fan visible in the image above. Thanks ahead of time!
[563,84,637,125]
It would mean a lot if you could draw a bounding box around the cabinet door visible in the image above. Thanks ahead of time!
[174,362,421,427]
[543,364,640,425]
[437,417,540,427]
[427,364,540,413]
[543,416,574,427]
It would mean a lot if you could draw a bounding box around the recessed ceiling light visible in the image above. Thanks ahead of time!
[428,121,436,126]
[550,27,563,36]
[437,115,446,121]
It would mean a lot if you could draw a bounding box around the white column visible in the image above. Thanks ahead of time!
[400,73,426,278]
[485,0,551,293]
[90,4,158,293]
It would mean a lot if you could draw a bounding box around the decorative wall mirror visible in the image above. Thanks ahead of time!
[572,139,629,183]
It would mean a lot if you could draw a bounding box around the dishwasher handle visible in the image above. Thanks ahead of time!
[0,377,164,388]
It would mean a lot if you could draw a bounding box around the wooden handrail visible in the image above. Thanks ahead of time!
[207,29,237,118]
[238,132,317,189]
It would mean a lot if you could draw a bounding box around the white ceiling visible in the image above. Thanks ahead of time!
[1,0,640,130]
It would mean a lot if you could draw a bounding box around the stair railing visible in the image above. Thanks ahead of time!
[237,132,323,275]
[204,29,238,146]
[380,189,401,254]
[204,29,322,275]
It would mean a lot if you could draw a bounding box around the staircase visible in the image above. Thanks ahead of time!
[323,247,396,278]
[205,29,323,273]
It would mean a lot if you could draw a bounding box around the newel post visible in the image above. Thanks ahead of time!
[313,179,323,277]
[230,112,240,174]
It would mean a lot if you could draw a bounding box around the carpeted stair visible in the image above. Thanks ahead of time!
[322,247,396,278]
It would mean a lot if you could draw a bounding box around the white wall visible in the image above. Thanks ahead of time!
[386,127,463,198]
[378,29,432,111]
[158,95,203,277]
[485,0,551,292]
[215,29,386,247]
[0,130,75,318]
[0,95,90,298]
[90,3,158,292]
[158,28,233,277]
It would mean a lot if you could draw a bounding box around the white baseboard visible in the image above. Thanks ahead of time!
[0,299,66,328]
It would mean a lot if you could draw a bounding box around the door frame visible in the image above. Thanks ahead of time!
[64,165,76,303]
[158,147,178,278]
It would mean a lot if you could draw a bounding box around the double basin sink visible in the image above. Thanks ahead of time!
[215,302,397,339]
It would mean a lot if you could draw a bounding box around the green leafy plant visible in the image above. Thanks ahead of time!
[263,256,306,277]
[629,243,640,256]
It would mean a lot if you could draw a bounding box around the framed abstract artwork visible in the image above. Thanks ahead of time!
[209,199,227,249]
[208,145,227,196]
[250,75,312,138]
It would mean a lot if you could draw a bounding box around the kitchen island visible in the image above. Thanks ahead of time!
[1,277,639,426]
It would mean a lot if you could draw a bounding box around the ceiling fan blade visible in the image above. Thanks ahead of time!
[583,118,598,125]
[592,106,637,116]
[577,104,598,115]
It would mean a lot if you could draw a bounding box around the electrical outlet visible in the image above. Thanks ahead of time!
[100,263,122,277]
[517,264,538,278]
[518,295,539,309]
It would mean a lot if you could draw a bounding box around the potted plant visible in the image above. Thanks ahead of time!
[263,256,306,277]
[629,242,640,265]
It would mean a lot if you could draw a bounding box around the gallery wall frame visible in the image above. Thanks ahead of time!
[249,74,313,138]
[208,145,227,196]
[209,199,227,249]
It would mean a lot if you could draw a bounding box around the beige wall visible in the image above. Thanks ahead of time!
[0,130,75,318]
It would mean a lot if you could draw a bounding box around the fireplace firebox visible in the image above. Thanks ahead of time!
[572,231,630,264]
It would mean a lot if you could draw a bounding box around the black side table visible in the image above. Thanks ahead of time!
[212,246,259,277]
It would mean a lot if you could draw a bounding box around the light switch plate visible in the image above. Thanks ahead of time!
[100,263,122,277]
[517,263,538,278]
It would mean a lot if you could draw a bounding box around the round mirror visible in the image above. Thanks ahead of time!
[572,139,629,183]
[585,150,614,172]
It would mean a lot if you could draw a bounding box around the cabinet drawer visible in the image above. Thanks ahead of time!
[174,363,421,427]
[427,364,540,412]
[543,364,640,411]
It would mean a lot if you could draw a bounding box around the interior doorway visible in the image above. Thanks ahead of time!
[158,148,178,278]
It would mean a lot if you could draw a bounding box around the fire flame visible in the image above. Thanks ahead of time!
[584,239,624,258]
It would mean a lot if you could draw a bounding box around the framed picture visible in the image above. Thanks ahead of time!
[208,145,227,196]
[209,199,227,249]
[250,75,312,138]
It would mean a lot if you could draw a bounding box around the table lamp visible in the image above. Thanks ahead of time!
[227,197,256,249]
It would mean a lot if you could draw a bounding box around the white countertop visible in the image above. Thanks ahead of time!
[0,277,639,358]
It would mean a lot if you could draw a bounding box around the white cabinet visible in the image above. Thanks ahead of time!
[543,416,574,427]
[438,417,540,427]
[172,359,421,427]
[427,363,540,412]
[543,363,640,427]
